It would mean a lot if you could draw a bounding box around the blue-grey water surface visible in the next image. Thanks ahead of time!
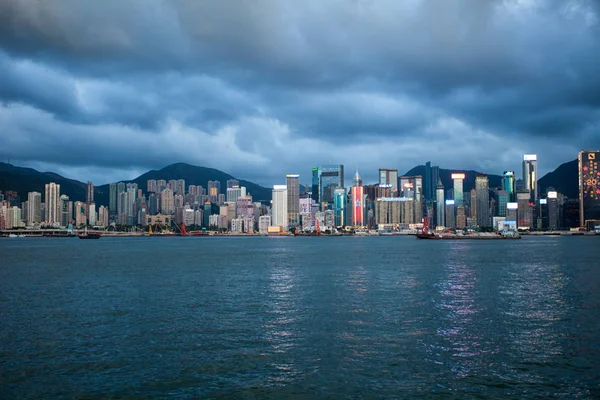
[1,236,600,399]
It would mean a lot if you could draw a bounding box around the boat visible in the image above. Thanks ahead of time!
[78,228,101,239]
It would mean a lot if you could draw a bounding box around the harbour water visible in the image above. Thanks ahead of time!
[1,236,599,398]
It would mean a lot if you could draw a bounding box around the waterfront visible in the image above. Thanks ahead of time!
[1,236,599,398]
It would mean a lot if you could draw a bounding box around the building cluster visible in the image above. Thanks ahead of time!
[1,151,599,232]
[0,181,108,230]
[268,151,600,233]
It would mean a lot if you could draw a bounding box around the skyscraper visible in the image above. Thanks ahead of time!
[311,167,320,203]
[286,174,300,227]
[502,171,516,202]
[476,174,490,228]
[271,185,288,229]
[319,165,344,206]
[208,180,221,203]
[452,173,465,207]
[578,150,600,228]
[351,170,364,227]
[86,181,94,204]
[109,183,117,218]
[227,179,239,189]
[523,154,538,201]
[436,178,445,228]
[27,191,41,225]
[44,182,61,224]
[160,188,175,215]
[445,200,456,229]
[378,168,398,196]
[547,190,559,230]
[399,175,423,224]
[333,188,346,227]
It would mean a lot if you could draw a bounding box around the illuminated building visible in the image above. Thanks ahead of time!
[502,171,516,202]
[351,170,364,227]
[578,150,600,229]
[547,190,559,230]
[311,167,320,203]
[286,174,300,227]
[399,175,423,223]
[523,154,538,201]
[44,182,61,225]
[379,168,398,196]
[516,191,532,229]
[476,174,490,227]
[208,180,221,203]
[333,188,346,227]
[445,200,455,229]
[424,162,439,201]
[272,185,288,229]
[436,178,445,228]
[452,173,465,207]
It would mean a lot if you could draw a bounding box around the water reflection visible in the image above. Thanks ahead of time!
[500,262,569,366]
[430,244,491,378]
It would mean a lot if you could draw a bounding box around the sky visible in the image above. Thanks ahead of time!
[0,0,599,187]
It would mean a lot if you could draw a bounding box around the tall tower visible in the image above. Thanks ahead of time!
[272,185,288,229]
[578,150,600,228]
[523,154,538,201]
[27,191,41,225]
[44,182,61,224]
[319,164,344,206]
[502,171,516,202]
[286,174,300,227]
[436,178,445,228]
[424,161,432,201]
[452,173,465,207]
[351,170,364,227]
[475,174,490,228]
[86,181,94,204]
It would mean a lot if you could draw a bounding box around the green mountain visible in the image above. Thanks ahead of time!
[0,162,271,206]
[537,159,578,199]
[95,162,272,204]
[0,162,88,203]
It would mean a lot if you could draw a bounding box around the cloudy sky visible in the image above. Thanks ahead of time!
[1,0,599,186]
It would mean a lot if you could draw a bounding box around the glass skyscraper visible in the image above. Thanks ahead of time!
[318,164,344,206]
[579,150,600,228]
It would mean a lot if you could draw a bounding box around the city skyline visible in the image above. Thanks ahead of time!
[1,1,599,186]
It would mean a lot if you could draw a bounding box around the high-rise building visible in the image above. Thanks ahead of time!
[517,191,532,229]
[547,190,560,230]
[208,180,221,203]
[147,179,157,193]
[319,165,344,206]
[59,195,70,227]
[88,203,96,226]
[424,162,432,201]
[175,179,185,195]
[523,154,538,201]
[476,174,490,228]
[9,206,21,228]
[160,188,175,215]
[379,168,398,196]
[578,150,600,229]
[109,183,117,219]
[470,189,477,220]
[333,188,346,227]
[44,182,61,225]
[311,167,321,203]
[351,170,364,227]
[226,186,246,203]
[436,178,445,228]
[456,206,466,229]
[27,191,41,225]
[157,180,167,192]
[502,172,516,202]
[117,182,126,194]
[271,185,288,229]
[86,181,94,205]
[452,173,465,207]
[227,179,239,189]
[496,190,508,217]
[445,200,456,229]
[399,175,423,223]
[286,174,300,227]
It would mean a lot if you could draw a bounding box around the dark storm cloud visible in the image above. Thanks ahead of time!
[0,0,599,185]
